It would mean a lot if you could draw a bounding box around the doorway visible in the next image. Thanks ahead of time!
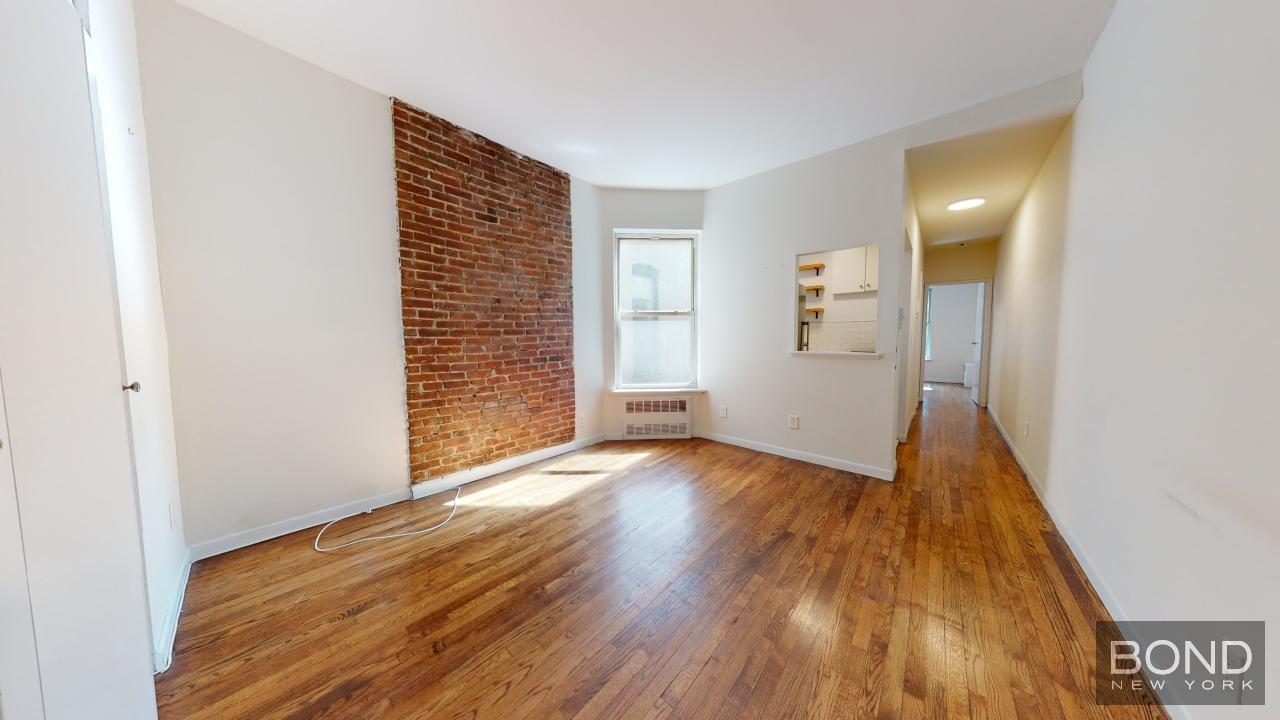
[923,280,993,406]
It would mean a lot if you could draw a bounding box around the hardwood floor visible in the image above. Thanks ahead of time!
[156,384,1167,719]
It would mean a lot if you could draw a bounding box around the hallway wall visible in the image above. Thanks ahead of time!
[988,121,1070,489]
[989,0,1280,712]
[922,238,999,285]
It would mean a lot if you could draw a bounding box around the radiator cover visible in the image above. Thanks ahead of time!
[621,397,692,439]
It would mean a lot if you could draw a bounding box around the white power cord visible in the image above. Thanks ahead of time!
[313,486,461,552]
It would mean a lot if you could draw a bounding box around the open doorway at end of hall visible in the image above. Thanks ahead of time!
[922,280,993,406]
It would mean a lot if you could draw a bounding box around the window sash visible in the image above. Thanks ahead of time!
[614,232,698,389]
[619,310,692,317]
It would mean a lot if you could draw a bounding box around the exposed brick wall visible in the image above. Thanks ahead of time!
[391,99,574,482]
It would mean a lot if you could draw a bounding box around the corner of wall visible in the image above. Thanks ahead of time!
[571,176,606,440]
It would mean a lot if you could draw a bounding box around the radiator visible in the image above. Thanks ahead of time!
[620,396,692,439]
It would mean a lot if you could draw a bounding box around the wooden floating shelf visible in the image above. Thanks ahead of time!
[805,307,824,315]
[798,263,826,275]
[804,284,824,298]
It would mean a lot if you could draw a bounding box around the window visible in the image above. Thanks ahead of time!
[614,232,697,388]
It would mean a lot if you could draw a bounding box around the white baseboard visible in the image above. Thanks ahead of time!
[985,409,1192,720]
[693,431,895,481]
[189,487,411,562]
[152,549,191,674]
[410,434,606,500]
[988,410,1112,601]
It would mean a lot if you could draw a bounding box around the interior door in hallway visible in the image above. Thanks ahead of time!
[971,281,985,404]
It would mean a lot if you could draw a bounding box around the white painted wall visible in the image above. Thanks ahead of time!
[0,0,158,715]
[136,0,410,555]
[988,125,1068,482]
[990,1,1280,715]
[83,0,189,671]
[924,283,981,383]
[571,177,605,440]
[700,134,906,478]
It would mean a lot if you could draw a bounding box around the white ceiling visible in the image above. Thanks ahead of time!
[174,0,1114,189]
[907,115,1069,246]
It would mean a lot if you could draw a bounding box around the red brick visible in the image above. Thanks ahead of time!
[392,99,574,482]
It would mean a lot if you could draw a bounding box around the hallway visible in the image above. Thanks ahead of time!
[894,384,1167,718]
[156,385,1166,719]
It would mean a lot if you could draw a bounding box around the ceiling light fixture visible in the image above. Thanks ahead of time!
[947,197,986,212]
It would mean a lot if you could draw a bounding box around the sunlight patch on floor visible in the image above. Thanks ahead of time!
[452,451,651,508]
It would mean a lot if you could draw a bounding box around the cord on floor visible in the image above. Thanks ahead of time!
[313,486,461,552]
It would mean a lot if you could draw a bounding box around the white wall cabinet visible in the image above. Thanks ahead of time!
[818,244,879,295]
[864,244,880,291]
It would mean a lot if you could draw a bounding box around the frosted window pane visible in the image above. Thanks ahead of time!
[620,316,692,386]
[618,239,692,312]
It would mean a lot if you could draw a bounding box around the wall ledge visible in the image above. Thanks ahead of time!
[788,350,882,359]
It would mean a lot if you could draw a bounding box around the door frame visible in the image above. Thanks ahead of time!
[0,370,47,718]
[920,278,995,407]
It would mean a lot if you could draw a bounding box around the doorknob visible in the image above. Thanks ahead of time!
[123,381,141,392]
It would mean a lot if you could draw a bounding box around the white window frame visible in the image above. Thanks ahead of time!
[612,230,700,390]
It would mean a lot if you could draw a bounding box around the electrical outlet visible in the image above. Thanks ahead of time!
[788,414,799,430]
[168,499,177,530]
[1023,420,1031,438]
[718,405,728,419]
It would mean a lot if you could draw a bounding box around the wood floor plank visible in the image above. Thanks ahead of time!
[155,384,1169,720]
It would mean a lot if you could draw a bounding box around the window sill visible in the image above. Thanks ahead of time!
[609,387,708,394]
[789,350,883,359]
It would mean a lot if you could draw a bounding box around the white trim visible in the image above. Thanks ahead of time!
[410,435,606,500]
[788,350,882,359]
[189,487,412,561]
[923,279,994,407]
[608,387,707,395]
[694,431,895,482]
[612,230,701,391]
[984,408,1191,719]
[152,549,191,674]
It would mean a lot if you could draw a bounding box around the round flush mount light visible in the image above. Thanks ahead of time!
[947,197,986,212]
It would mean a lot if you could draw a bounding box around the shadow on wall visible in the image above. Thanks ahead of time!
[989,120,1074,496]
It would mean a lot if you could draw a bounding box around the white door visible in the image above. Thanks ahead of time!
[0,374,45,720]
[84,58,187,670]
[0,1,159,717]
[971,282,985,404]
